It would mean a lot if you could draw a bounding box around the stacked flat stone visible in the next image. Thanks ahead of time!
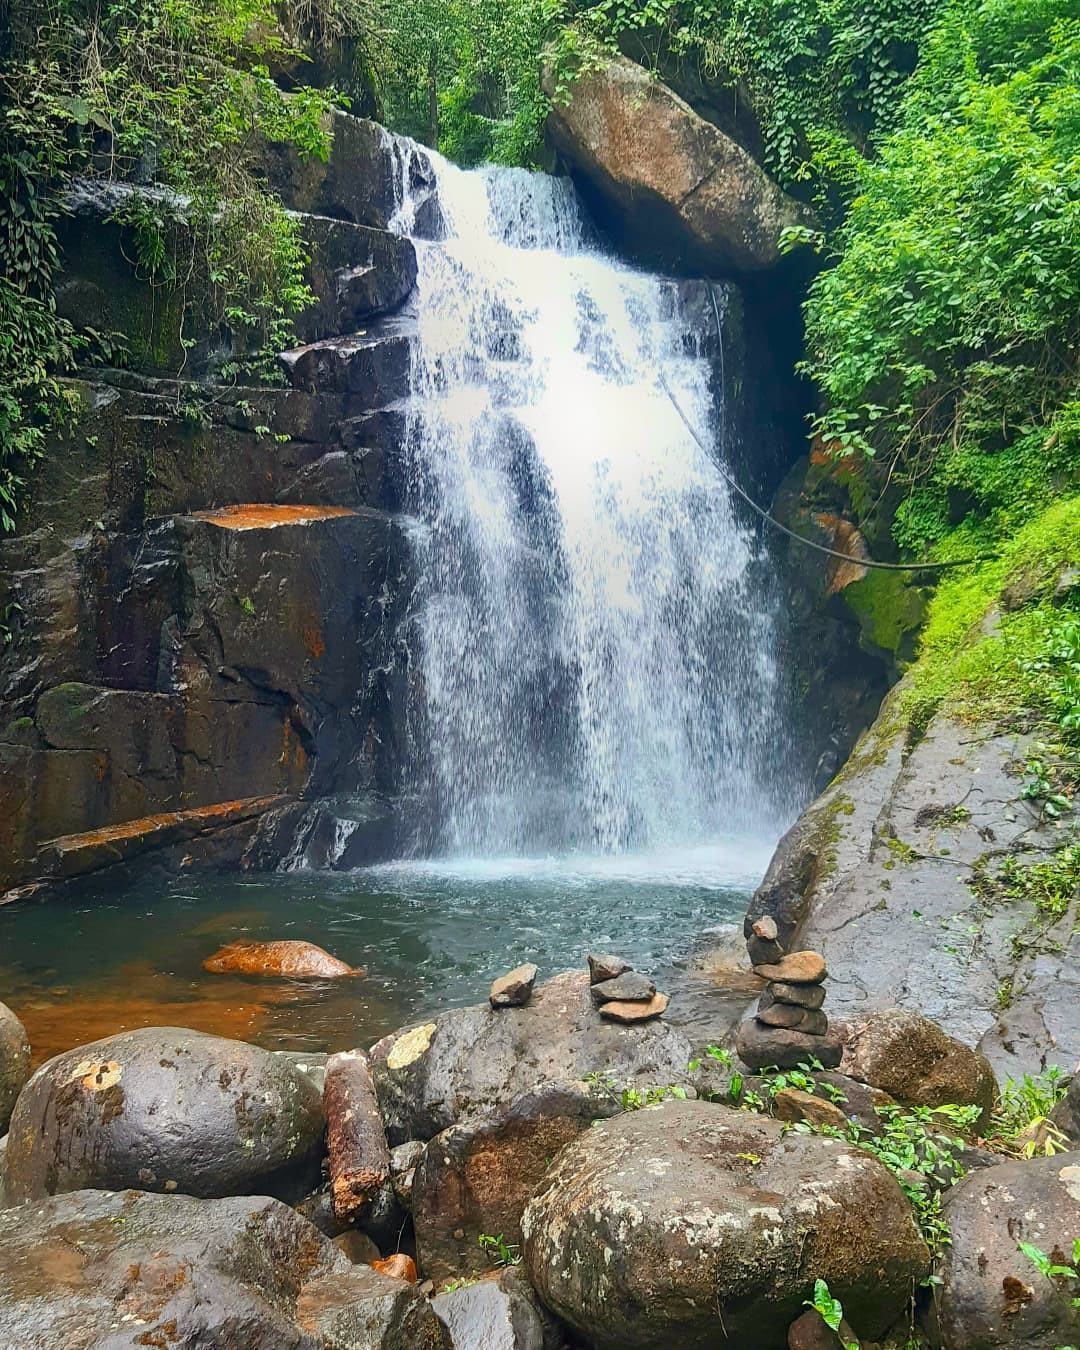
[735,919,842,1070]
[587,954,669,1023]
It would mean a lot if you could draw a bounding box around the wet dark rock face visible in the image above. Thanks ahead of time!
[4,1027,324,1202]
[0,112,426,893]
[0,1188,449,1349]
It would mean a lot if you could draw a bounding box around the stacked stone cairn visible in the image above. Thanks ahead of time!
[587,954,669,1023]
[735,917,843,1070]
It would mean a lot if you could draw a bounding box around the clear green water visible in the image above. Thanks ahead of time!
[0,840,770,1063]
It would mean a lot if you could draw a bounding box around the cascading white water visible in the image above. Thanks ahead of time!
[386,141,791,857]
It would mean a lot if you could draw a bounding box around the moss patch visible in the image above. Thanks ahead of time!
[844,568,926,656]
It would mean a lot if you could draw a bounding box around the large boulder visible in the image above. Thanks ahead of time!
[412,1080,613,1285]
[932,1154,1080,1349]
[838,1007,998,1130]
[521,1098,928,1350]
[0,1188,449,1349]
[544,55,811,274]
[0,1001,30,1132]
[4,1027,324,1203]
[370,970,694,1144]
[745,690,1078,1082]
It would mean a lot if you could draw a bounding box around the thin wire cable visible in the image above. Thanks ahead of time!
[659,289,999,574]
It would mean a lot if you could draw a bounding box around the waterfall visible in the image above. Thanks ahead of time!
[385,141,791,858]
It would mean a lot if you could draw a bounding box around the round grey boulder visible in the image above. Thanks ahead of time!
[932,1154,1080,1349]
[4,1026,324,1202]
[521,1098,929,1350]
[0,1001,30,1133]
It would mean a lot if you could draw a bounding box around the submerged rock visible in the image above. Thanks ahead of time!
[370,970,693,1144]
[0,1001,30,1133]
[0,1188,449,1349]
[931,1155,1080,1349]
[203,938,357,977]
[521,1099,928,1350]
[4,1026,324,1203]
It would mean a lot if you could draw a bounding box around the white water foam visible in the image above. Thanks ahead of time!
[386,143,791,857]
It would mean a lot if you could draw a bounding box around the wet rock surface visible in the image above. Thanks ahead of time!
[4,1026,324,1203]
[432,1269,554,1350]
[521,1098,928,1350]
[411,1080,613,1285]
[747,693,1078,1080]
[0,1188,449,1349]
[204,939,357,978]
[0,1001,30,1133]
[370,971,694,1144]
[932,1154,1080,1349]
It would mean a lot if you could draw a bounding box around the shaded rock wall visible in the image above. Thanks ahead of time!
[0,115,427,894]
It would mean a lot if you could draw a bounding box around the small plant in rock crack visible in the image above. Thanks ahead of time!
[585,1072,687,1112]
[478,1233,521,1267]
[1018,1237,1080,1332]
[805,1278,859,1350]
[990,1067,1070,1156]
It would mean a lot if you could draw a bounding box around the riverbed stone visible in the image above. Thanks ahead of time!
[432,1269,550,1350]
[370,970,694,1144]
[753,951,828,984]
[772,1087,849,1130]
[4,1026,325,1203]
[521,1099,929,1350]
[411,1080,613,1285]
[587,953,631,984]
[736,1019,843,1070]
[837,1007,998,1129]
[0,1002,30,1133]
[203,938,357,977]
[931,1155,1080,1349]
[0,1188,449,1348]
[765,981,827,1010]
[599,992,670,1023]
[591,971,656,1004]
[490,963,539,1009]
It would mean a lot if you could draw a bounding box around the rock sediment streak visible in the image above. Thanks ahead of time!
[544,54,812,273]
[521,1098,928,1350]
[4,1027,324,1203]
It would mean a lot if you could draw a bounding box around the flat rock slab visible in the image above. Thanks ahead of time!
[4,1026,324,1202]
[521,1099,928,1350]
[0,1188,448,1349]
[370,970,693,1144]
[490,962,539,1009]
[599,992,669,1023]
[752,951,827,984]
[591,971,656,1004]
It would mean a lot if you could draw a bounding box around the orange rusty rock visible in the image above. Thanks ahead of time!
[814,512,871,594]
[203,940,360,979]
[371,1254,417,1283]
[189,504,356,531]
[301,612,327,661]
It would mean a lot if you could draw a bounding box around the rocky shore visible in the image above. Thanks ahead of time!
[2,938,1078,1350]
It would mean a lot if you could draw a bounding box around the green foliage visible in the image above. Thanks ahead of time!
[478,1232,522,1266]
[805,1278,859,1350]
[0,0,338,528]
[989,1067,1070,1156]
[803,0,1080,553]
[366,0,555,165]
